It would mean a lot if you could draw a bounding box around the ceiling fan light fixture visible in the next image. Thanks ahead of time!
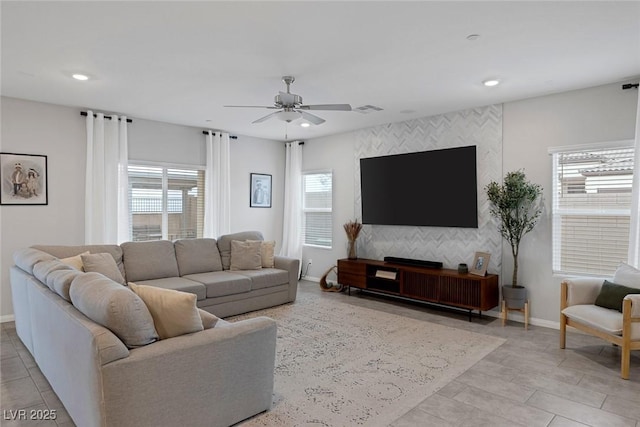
[72,73,89,81]
[276,110,301,122]
[483,79,500,87]
[300,122,311,128]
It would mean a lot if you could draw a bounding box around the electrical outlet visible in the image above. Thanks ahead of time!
[308,259,312,265]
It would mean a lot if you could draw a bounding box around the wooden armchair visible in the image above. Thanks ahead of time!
[560,277,640,379]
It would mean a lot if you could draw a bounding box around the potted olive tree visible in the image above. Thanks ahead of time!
[486,170,543,308]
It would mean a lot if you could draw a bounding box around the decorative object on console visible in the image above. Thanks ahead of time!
[470,252,490,276]
[0,152,48,205]
[250,173,272,208]
[457,263,469,274]
[343,219,363,259]
[486,170,543,309]
[319,265,343,292]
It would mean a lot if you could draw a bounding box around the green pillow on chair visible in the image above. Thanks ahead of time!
[594,280,640,312]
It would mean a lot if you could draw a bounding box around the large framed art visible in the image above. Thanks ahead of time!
[0,152,48,205]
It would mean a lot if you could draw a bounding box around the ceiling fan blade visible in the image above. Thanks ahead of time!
[252,111,281,124]
[224,105,279,109]
[278,91,297,106]
[297,110,326,125]
[298,104,352,111]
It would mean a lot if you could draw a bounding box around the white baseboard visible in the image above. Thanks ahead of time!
[300,275,320,283]
[1,314,15,323]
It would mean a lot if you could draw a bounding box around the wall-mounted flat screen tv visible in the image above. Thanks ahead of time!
[360,145,478,228]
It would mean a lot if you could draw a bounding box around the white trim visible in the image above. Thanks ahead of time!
[1,314,16,323]
[128,159,206,171]
[547,139,634,154]
[482,310,560,330]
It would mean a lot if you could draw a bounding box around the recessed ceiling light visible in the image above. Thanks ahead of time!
[483,79,500,87]
[300,122,311,128]
[72,73,89,81]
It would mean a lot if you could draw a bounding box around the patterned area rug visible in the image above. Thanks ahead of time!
[231,292,505,426]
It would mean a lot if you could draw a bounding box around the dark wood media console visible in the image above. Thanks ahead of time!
[337,258,499,321]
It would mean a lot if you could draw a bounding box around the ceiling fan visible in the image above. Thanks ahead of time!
[224,76,352,125]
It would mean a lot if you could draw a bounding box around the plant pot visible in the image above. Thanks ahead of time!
[502,285,527,309]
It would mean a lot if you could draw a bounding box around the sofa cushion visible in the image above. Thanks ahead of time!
[32,259,75,289]
[184,271,252,298]
[121,240,179,282]
[595,280,640,312]
[33,244,125,277]
[13,248,57,274]
[82,253,126,285]
[132,277,206,301]
[562,304,624,335]
[230,240,263,271]
[613,263,640,289]
[129,283,204,339]
[46,269,85,302]
[174,238,223,276]
[69,272,158,348]
[234,269,290,290]
[218,231,264,270]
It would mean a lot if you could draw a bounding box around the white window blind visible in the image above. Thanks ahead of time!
[551,143,634,276]
[128,164,205,241]
[302,171,333,248]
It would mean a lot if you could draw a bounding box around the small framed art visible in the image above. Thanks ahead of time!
[250,173,272,208]
[0,152,48,205]
[470,251,490,276]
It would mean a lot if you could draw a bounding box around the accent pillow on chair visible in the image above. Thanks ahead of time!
[594,280,640,312]
[613,262,640,289]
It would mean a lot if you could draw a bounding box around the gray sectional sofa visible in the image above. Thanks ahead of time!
[10,231,299,427]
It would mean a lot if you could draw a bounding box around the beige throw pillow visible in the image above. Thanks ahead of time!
[199,309,219,329]
[248,240,276,268]
[230,240,263,271]
[60,251,90,270]
[82,253,126,285]
[129,282,204,339]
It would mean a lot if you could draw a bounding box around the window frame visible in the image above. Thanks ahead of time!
[549,139,635,277]
[302,169,334,249]
[128,160,205,242]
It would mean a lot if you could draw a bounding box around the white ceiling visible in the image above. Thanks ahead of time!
[2,1,639,141]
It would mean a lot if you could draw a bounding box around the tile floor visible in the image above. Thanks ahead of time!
[1,280,639,427]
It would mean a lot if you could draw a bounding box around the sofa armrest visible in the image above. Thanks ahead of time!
[561,277,605,307]
[101,316,277,427]
[275,255,299,302]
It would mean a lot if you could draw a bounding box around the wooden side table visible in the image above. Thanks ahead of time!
[501,299,529,330]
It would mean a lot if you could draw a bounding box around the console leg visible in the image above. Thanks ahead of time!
[468,310,472,322]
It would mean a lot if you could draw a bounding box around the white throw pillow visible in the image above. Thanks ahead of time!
[230,240,263,270]
[613,262,640,289]
[128,282,204,339]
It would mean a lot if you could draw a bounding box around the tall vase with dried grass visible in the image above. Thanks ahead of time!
[344,220,363,260]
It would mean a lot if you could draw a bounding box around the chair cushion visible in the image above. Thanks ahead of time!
[184,271,252,298]
[132,277,206,301]
[174,238,223,276]
[129,283,204,339]
[121,240,179,282]
[230,240,263,271]
[82,253,126,285]
[562,304,623,335]
[69,272,158,348]
[234,269,290,290]
[594,280,640,312]
[217,231,264,270]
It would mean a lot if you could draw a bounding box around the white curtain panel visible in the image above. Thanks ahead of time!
[628,93,640,268]
[85,111,130,244]
[203,131,231,238]
[280,141,303,263]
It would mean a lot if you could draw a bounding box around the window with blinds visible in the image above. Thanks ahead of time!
[302,171,333,248]
[551,143,634,276]
[128,165,205,241]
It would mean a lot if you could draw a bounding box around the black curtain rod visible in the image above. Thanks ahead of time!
[201,131,238,139]
[80,111,133,123]
[622,83,639,90]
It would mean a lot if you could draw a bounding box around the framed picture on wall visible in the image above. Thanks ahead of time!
[470,251,490,276]
[250,173,272,208]
[0,152,48,205]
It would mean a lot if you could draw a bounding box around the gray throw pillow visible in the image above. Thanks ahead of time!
[82,253,126,285]
[70,272,159,348]
[230,240,263,271]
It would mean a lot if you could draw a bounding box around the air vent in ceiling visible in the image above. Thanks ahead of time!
[353,105,384,114]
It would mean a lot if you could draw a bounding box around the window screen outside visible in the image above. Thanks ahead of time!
[128,165,205,241]
[551,143,634,276]
[302,171,333,248]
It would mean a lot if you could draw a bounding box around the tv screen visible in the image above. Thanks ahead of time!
[360,146,478,228]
